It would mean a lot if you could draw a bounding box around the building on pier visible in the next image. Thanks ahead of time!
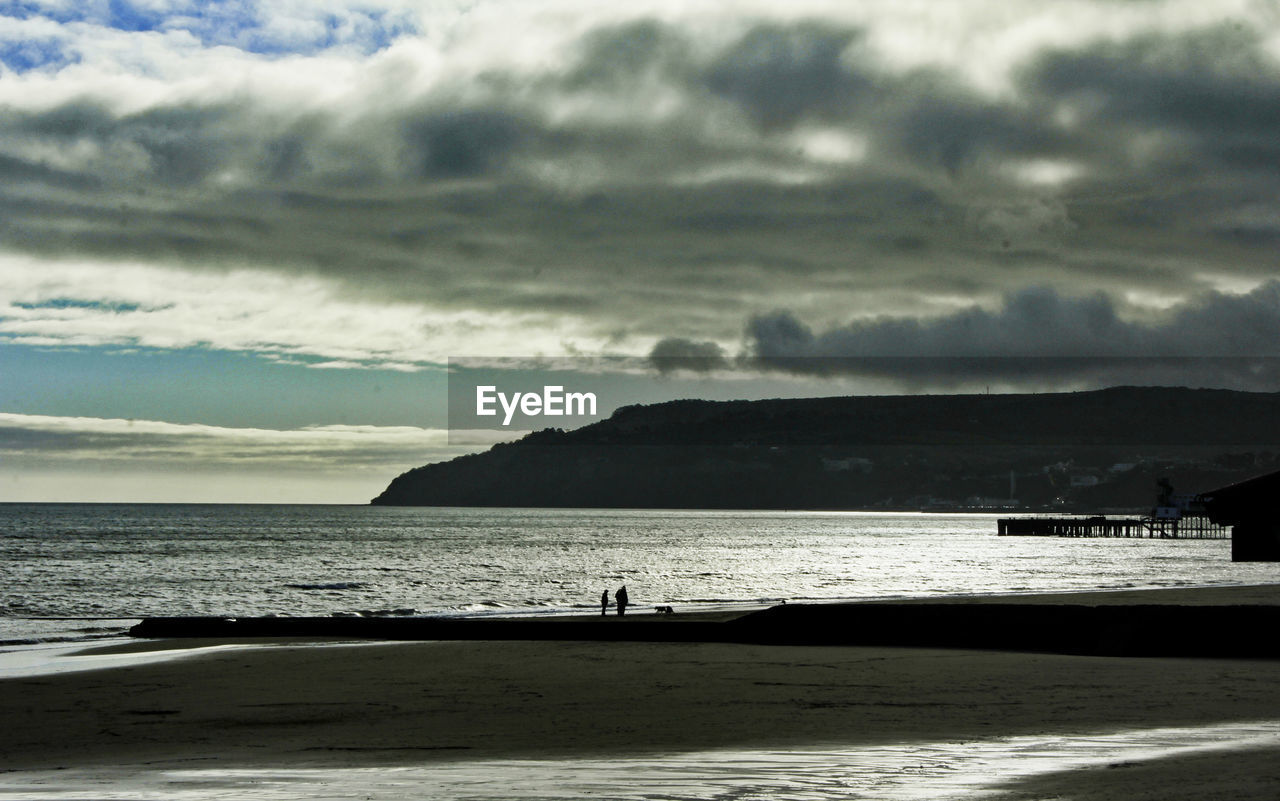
[1142,477,1223,538]
[997,477,1229,539]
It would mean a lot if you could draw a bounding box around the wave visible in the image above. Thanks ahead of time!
[284,582,368,591]
[344,608,418,618]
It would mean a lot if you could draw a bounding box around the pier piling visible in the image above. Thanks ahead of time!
[997,515,1228,539]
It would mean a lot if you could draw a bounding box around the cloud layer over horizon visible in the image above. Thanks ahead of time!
[4,1,1280,499]
[2,0,1279,373]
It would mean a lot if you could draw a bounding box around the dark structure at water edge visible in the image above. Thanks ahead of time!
[996,516,1227,538]
[1200,469,1280,561]
[995,467,1280,560]
[130,601,1280,659]
[997,476,1230,539]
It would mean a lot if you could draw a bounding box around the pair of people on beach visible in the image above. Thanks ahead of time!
[601,585,628,616]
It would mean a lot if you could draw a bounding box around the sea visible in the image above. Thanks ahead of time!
[7,503,1280,799]
[5,503,1280,650]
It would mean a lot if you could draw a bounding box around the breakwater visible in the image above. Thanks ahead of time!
[130,601,1280,658]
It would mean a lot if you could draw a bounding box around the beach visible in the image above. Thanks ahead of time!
[5,586,1280,799]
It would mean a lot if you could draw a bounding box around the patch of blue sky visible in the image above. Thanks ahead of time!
[0,342,449,429]
[0,35,78,73]
[1,1,420,61]
[198,5,419,57]
[11,298,144,313]
[0,2,75,24]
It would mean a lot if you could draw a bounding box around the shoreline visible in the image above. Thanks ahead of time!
[6,581,1280,673]
[8,581,1277,654]
[6,584,1280,798]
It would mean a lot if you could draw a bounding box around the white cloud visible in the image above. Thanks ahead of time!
[0,411,474,467]
[848,0,1265,95]
[0,466,382,503]
[0,255,609,363]
[1006,159,1085,187]
[790,126,868,164]
[0,411,529,502]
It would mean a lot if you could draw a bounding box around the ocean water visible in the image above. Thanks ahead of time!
[4,503,1280,648]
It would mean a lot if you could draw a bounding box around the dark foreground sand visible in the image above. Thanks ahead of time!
[5,586,1280,799]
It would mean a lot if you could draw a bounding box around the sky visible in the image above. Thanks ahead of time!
[2,0,1280,502]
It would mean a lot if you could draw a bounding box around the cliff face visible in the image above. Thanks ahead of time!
[372,387,1280,510]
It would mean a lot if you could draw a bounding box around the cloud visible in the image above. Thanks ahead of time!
[705,22,871,129]
[1022,25,1280,161]
[0,1,420,69]
[0,254,607,364]
[0,411,473,470]
[0,410,516,503]
[647,337,730,373]
[401,108,531,179]
[745,282,1280,389]
[0,1,1277,368]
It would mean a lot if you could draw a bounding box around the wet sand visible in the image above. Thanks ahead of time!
[5,585,1280,799]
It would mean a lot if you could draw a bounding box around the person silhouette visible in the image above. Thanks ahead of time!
[615,585,629,616]
[600,589,609,616]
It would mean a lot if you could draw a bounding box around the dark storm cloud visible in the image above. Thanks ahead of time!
[3,98,272,193]
[705,22,872,129]
[3,11,1280,365]
[401,109,532,179]
[564,19,694,90]
[0,152,97,189]
[698,20,1065,172]
[745,282,1280,389]
[1023,25,1280,167]
[647,337,730,373]
[892,83,1064,174]
[751,282,1280,358]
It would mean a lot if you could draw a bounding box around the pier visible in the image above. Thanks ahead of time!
[997,515,1229,539]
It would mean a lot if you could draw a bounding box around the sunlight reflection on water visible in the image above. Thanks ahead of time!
[8,507,1277,628]
[3,722,1278,800]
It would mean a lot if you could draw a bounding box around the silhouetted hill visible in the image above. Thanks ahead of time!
[372,387,1280,510]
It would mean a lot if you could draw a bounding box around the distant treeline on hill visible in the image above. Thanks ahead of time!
[372,387,1280,511]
